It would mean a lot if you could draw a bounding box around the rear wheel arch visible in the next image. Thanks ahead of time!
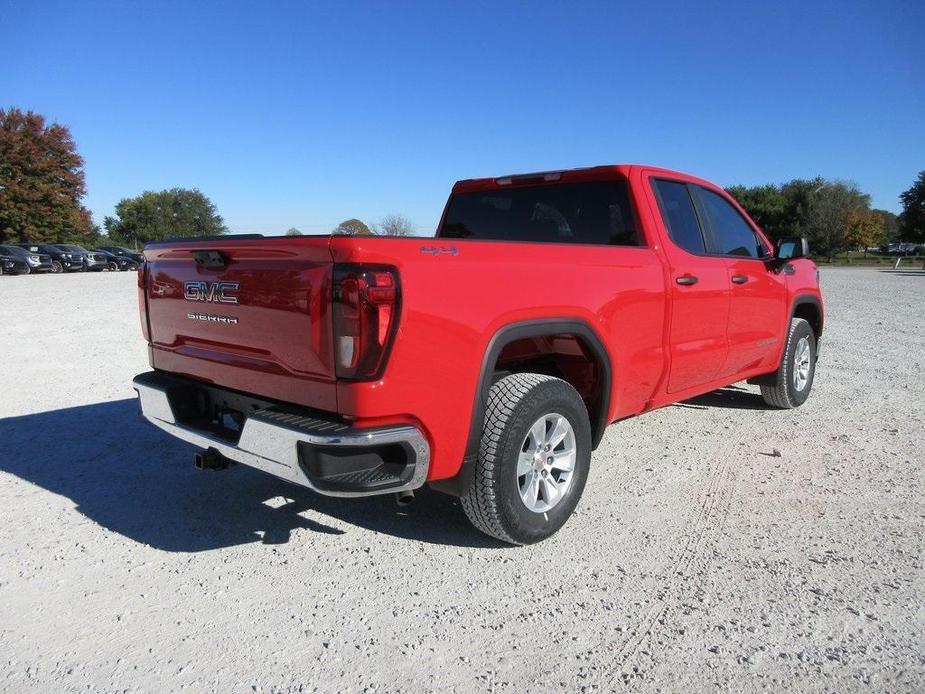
[431,318,612,497]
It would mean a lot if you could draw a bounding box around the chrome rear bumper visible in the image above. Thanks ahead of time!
[133,371,430,497]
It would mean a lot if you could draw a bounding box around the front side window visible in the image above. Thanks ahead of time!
[697,188,767,258]
[652,180,706,254]
[439,180,640,246]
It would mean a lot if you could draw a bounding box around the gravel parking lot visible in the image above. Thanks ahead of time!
[0,267,922,692]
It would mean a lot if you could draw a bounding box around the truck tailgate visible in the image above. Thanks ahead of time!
[143,237,337,412]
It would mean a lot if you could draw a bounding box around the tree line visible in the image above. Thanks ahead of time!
[2,107,920,250]
[1,107,415,247]
[286,214,415,237]
[727,173,923,258]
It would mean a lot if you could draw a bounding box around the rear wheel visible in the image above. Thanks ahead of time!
[108,261,119,271]
[51,260,62,273]
[760,317,816,408]
[460,373,592,544]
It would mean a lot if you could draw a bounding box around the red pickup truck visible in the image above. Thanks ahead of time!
[134,165,823,544]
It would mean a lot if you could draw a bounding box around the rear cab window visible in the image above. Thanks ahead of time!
[651,179,706,254]
[438,180,641,246]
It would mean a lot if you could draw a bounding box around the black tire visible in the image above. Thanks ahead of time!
[51,260,62,273]
[460,373,592,544]
[760,317,816,408]
[108,262,119,271]
[22,265,31,275]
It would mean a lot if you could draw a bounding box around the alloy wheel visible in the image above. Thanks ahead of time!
[516,413,577,513]
[793,336,812,392]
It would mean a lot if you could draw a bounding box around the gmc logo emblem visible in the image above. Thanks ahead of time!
[184,281,240,304]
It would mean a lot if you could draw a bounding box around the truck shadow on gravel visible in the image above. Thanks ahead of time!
[0,399,498,551]
[677,385,771,410]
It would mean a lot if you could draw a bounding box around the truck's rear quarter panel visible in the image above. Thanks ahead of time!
[329,235,666,480]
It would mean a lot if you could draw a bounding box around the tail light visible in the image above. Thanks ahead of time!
[137,260,150,341]
[332,264,400,380]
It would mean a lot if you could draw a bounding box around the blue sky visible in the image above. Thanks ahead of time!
[2,0,923,235]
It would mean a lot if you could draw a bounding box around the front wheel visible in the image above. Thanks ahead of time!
[760,317,816,408]
[50,260,62,273]
[460,373,592,544]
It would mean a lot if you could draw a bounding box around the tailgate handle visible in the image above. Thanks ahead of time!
[192,250,229,269]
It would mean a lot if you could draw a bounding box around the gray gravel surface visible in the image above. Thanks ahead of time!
[0,268,922,692]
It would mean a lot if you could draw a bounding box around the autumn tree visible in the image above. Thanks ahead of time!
[0,107,93,243]
[844,209,885,253]
[871,209,899,245]
[898,171,925,242]
[286,227,303,236]
[104,188,226,245]
[333,218,373,236]
[377,214,414,236]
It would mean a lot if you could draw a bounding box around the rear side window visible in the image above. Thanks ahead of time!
[439,181,640,246]
[652,180,706,254]
[697,187,767,258]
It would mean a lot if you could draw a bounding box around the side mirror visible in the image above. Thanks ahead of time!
[775,236,809,261]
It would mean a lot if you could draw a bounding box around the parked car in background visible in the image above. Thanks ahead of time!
[63,247,111,271]
[93,249,140,271]
[17,243,85,272]
[51,245,106,271]
[98,246,144,264]
[883,242,920,256]
[0,244,54,273]
[0,252,29,275]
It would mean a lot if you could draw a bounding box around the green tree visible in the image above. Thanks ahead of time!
[801,180,871,259]
[377,213,414,236]
[779,177,824,239]
[286,227,303,236]
[104,188,227,245]
[333,218,373,236]
[898,171,925,242]
[0,107,93,243]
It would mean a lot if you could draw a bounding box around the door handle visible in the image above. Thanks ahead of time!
[675,274,698,286]
[731,274,748,285]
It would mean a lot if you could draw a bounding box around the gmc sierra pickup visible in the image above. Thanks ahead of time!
[133,165,823,544]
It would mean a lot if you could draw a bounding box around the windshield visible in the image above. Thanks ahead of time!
[0,245,30,259]
[439,180,640,246]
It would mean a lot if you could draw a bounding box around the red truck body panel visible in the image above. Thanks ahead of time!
[139,164,823,485]
[144,237,338,412]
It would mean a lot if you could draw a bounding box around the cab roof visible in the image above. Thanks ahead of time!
[450,163,713,194]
